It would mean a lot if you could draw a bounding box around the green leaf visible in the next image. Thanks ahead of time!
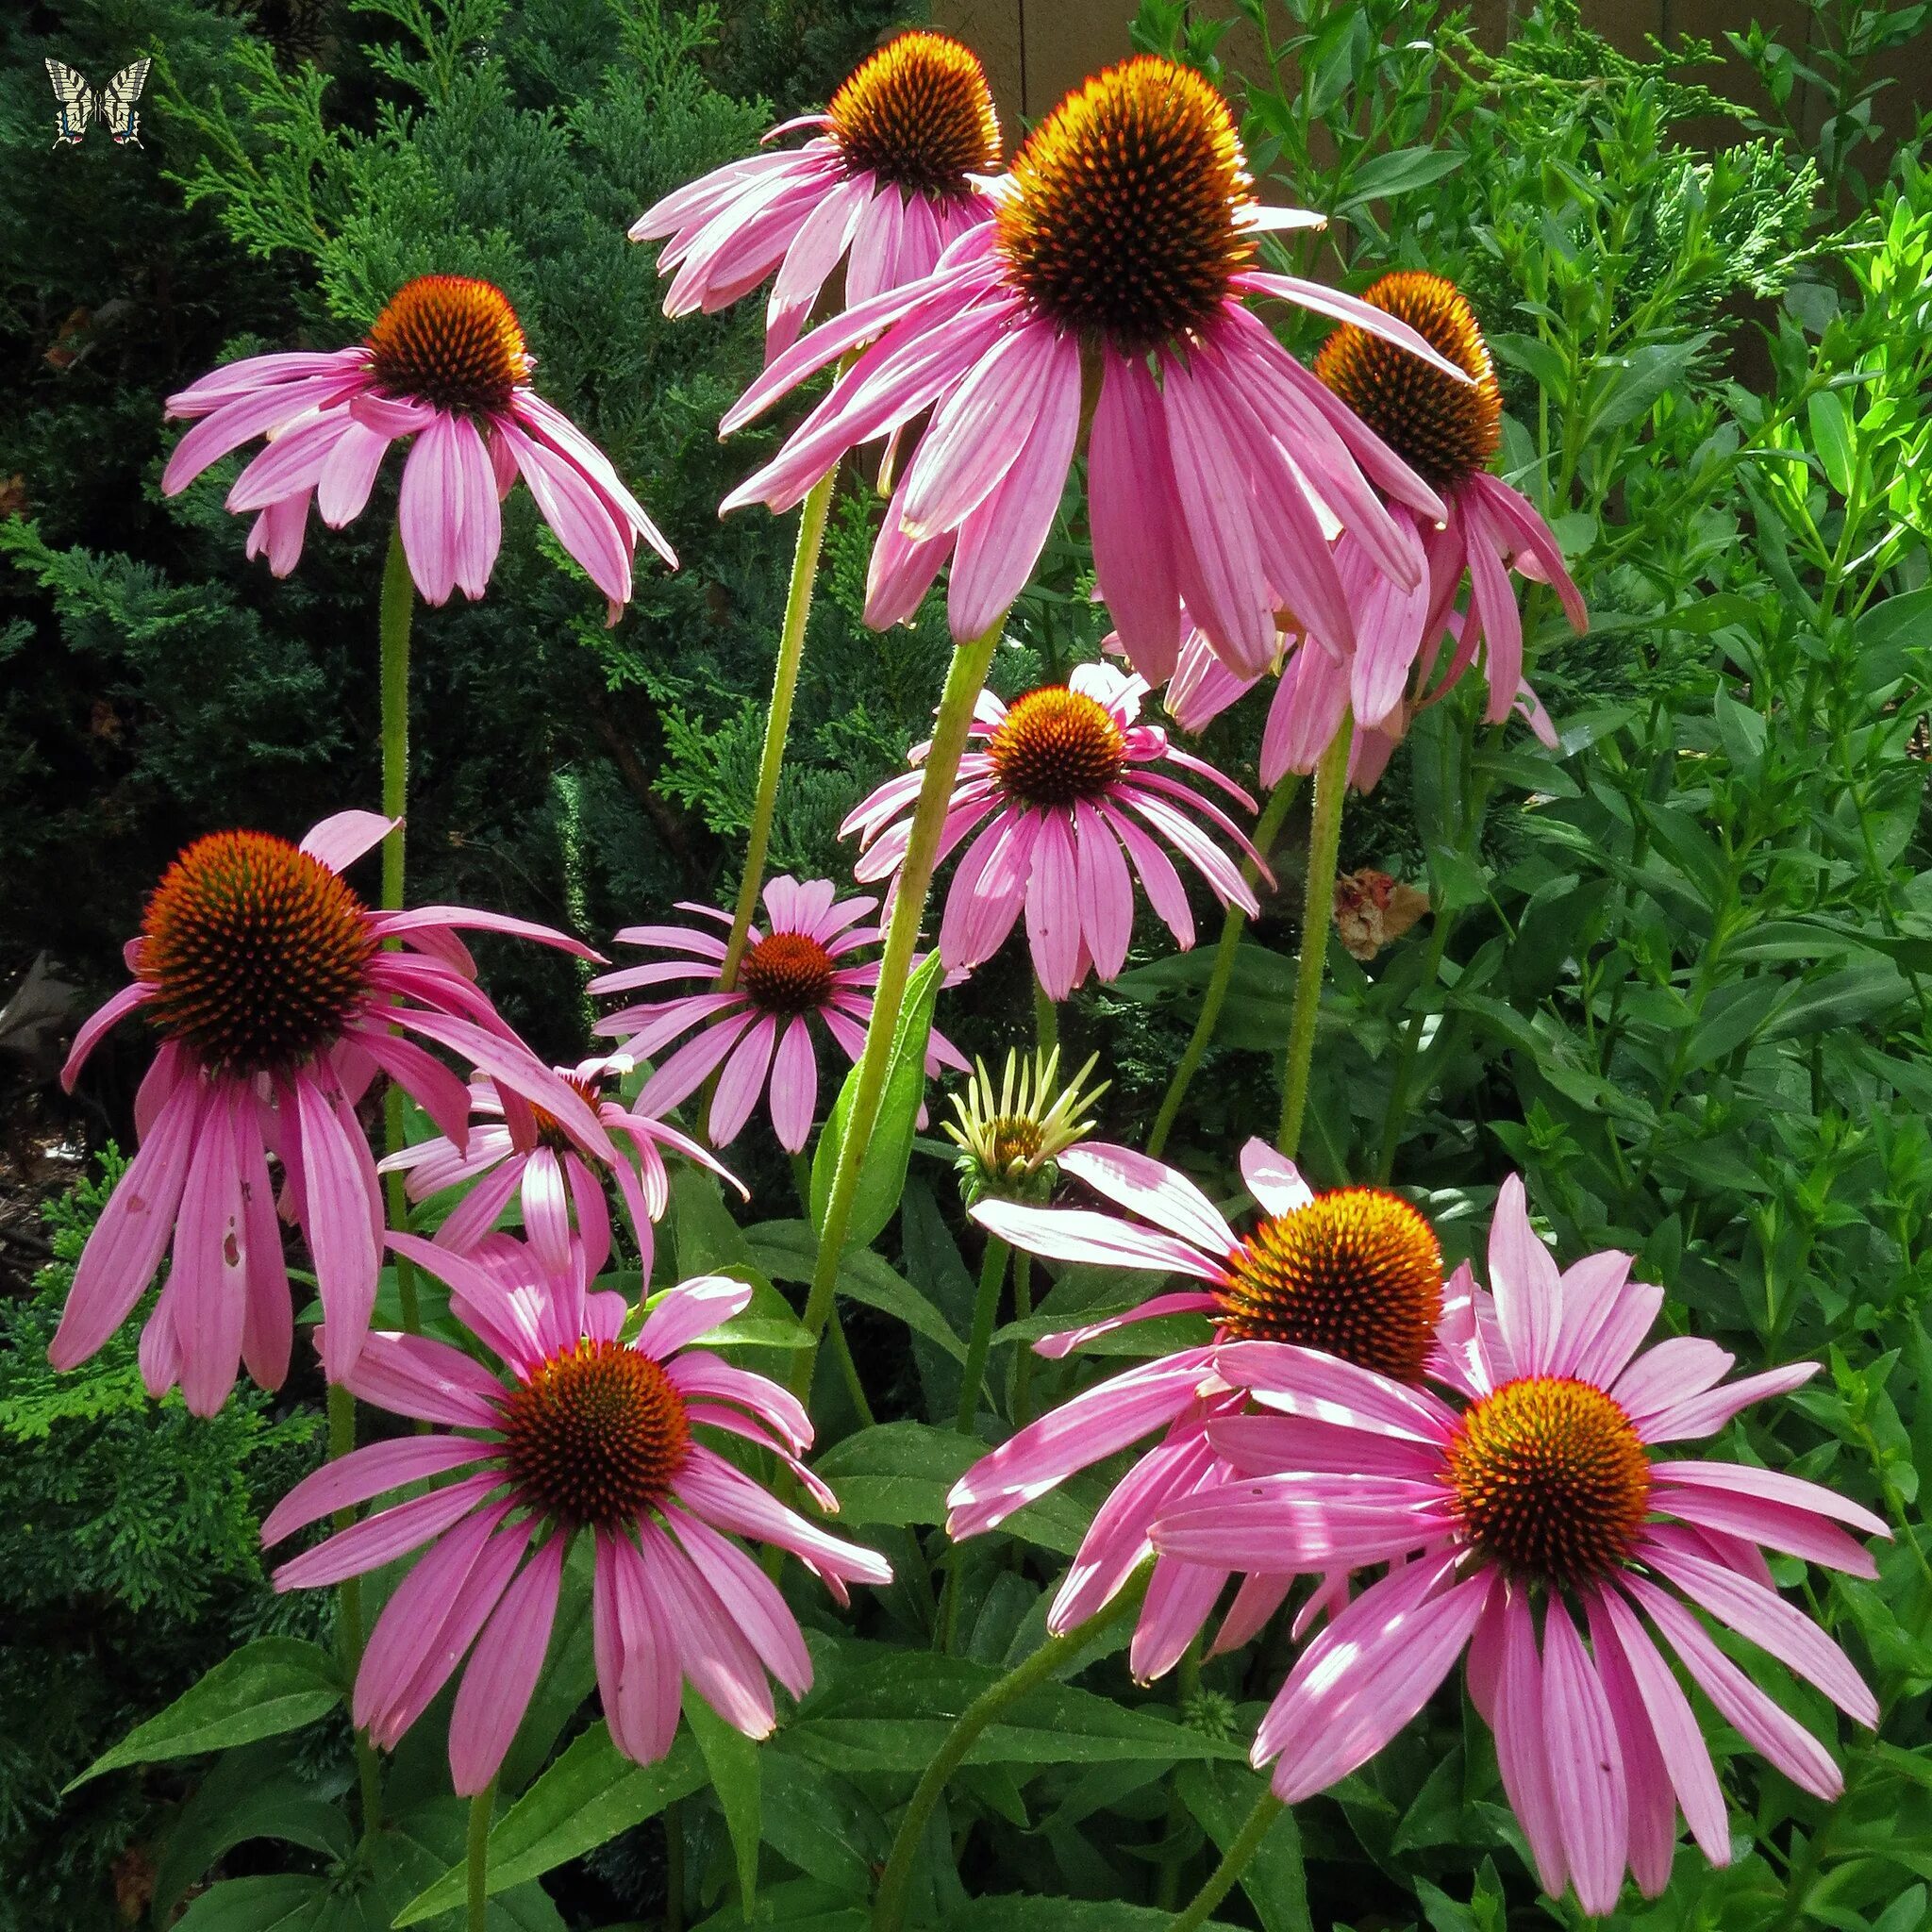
[151,1748,354,1923]
[690,1694,762,1920]
[744,1221,964,1361]
[1590,337,1711,433]
[811,1422,1091,1556]
[68,1638,341,1787]
[810,951,946,1250]
[171,1876,326,1932]
[941,1902,1240,1929]
[1758,961,1910,1042]
[391,1727,705,1924]
[1175,1763,1311,1932]
[758,1753,886,1895]
[1339,145,1464,206]
[1807,389,1854,495]
[785,1648,1245,1774]
[1489,332,1569,399]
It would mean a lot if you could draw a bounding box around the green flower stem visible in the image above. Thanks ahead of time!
[1147,772,1302,1159]
[1033,975,1058,1056]
[789,1157,874,1427]
[326,1381,384,1848]
[954,1234,1008,1434]
[716,462,840,996]
[466,1782,494,1932]
[788,614,1008,1403]
[871,1570,1150,1932]
[1166,1787,1285,1932]
[1276,717,1353,1160]
[378,525,420,1336]
[1009,1253,1037,1428]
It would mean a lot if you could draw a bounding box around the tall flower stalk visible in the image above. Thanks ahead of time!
[789,617,1006,1399]
[715,467,839,998]
[378,525,421,1333]
[1276,715,1352,1158]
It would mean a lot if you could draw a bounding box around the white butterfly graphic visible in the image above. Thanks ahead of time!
[45,58,153,149]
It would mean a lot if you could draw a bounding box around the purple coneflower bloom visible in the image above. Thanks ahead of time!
[589,876,966,1151]
[948,1139,1449,1678]
[842,662,1265,999]
[1150,1176,1884,1915]
[378,1052,745,1282]
[1166,272,1585,791]
[262,1239,890,1791]
[630,30,1001,361]
[162,275,673,616]
[52,811,608,1412]
[719,57,1467,670]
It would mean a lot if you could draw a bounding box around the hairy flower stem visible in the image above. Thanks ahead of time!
[466,1782,494,1932]
[378,525,421,1337]
[1276,717,1353,1160]
[717,464,840,995]
[326,1381,384,1847]
[1009,1253,1036,1427]
[872,1570,1150,1932]
[955,1235,1009,1434]
[1147,772,1301,1159]
[789,615,1007,1403]
[1166,1788,1285,1932]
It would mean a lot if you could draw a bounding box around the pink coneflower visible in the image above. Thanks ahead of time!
[630,30,1001,361]
[842,662,1265,999]
[52,810,610,1413]
[261,1238,891,1790]
[588,876,966,1151]
[161,275,674,616]
[947,1138,1448,1676]
[719,57,1468,671]
[1165,272,1586,790]
[1147,1176,1885,1915]
[377,1052,745,1282]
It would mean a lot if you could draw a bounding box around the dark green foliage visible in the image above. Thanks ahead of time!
[0,1151,322,1932]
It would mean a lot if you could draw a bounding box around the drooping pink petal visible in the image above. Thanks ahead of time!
[1541,1601,1629,1915]
[449,1533,566,1794]
[1588,1585,1728,1864]
[1491,1588,1569,1896]
[262,1434,493,1546]
[1622,1574,1842,1799]
[49,1074,201,1368]
[1257,1552,1489,1800]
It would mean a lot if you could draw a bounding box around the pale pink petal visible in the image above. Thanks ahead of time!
[1590,1585,1728,1864]
[1622,1575,1842,1799]
[1638,1362,1819,1443]
[1058,1143,1240,1257]
[294,1077,382,1383]
[49,1074,200,1367]
[1541,1602,1628,1915]
[1491,1588,1569,1895]
[1638,1531,1877,1725]
[449,1534,566,1794]
[596,1529,682,1765]
[1239,1141,1312,1218]
[638,1274,754,1359]
[1089,351,1184,681]
[1257,1553,1489,1800]
[970,1199,1227,1286]
[945,1349,1215,1537]
[1487,1174,1562,1377]
[273,1472,502,1591]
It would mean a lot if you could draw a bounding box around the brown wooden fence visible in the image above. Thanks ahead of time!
[931,1,1926,158]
